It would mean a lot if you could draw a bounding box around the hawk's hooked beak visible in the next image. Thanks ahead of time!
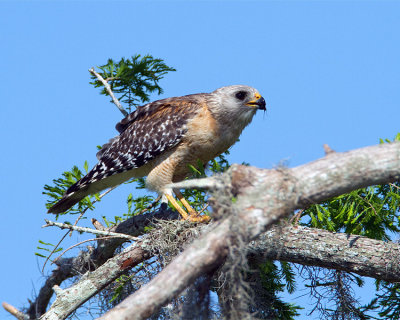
[246,93,266,111]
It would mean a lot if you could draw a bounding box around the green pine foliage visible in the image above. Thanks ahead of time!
[90,54,176,112]
[43,160,99,217]
[302,184,400,240]
[297,134,400,319]
[254,261,301,319]
[35,240,63,259]
[366,282,400,319]
[302,134,400,242]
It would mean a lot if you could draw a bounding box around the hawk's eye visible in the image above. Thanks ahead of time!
[235,91,247,101]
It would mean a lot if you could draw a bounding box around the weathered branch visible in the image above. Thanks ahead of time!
[99,142,400,320]
[12,224,400,320]
[251,225,400,282]
[41,242,150,320]
[2,302,29,320]
[21,208,177,319]
[89,68,128,117]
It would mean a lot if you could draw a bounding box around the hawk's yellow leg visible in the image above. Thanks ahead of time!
[174,189,197,215]
[165,194,189,220]
[165,191,210,223]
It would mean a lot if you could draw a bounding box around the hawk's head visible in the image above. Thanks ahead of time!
[209,85,266,126]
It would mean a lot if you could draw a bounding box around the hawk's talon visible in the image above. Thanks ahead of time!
[174,189,197,215]
[165,194,189,220]
[165,192,210,223]
[187,214,211,223]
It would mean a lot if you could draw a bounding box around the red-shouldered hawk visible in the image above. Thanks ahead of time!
[48,85,266,222]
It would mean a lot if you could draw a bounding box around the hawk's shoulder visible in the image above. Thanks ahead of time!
[89,94,206,184]
[115,94,206,134]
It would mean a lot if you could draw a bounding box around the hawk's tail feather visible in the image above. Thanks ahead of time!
[47,168,136,214]
[47,188,89,214]
[47,162,108,214]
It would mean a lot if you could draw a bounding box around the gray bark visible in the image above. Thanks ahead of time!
[27,208,177,319]
[252,225,400,282]
[41,243,150,320]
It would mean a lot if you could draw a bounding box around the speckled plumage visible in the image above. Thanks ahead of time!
[48,85,266,214]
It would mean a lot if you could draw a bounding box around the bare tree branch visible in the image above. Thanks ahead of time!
[251,225,400,282]
[41,242,151,320]
[43,220,140,241]
[89,68,128,117]
[30,223,400,320]
[18,208,177,319]
[42,186,118,273]
[99,142,400,320]
[2,302,29,320]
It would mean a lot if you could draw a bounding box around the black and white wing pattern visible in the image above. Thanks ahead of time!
[48,95,202,214]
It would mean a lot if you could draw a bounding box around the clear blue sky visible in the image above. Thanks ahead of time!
[1,1,399,319]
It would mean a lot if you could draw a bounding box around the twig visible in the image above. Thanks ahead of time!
[42,186,118,271]
[323,143,336,155]
[71,186,118,235]
[357,194,378,216]
[289,209,304,225]
[198,203,210,215]
[53,236,130,264]
[42,231,70,273]
[136,194,162,215]
[389,182,400,191]
[92,218,106,230]
[43,220,140,241]
[89,67,128,117]
[2,302,29,320]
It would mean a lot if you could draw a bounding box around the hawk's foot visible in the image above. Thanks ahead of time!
[165,191,210,223]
